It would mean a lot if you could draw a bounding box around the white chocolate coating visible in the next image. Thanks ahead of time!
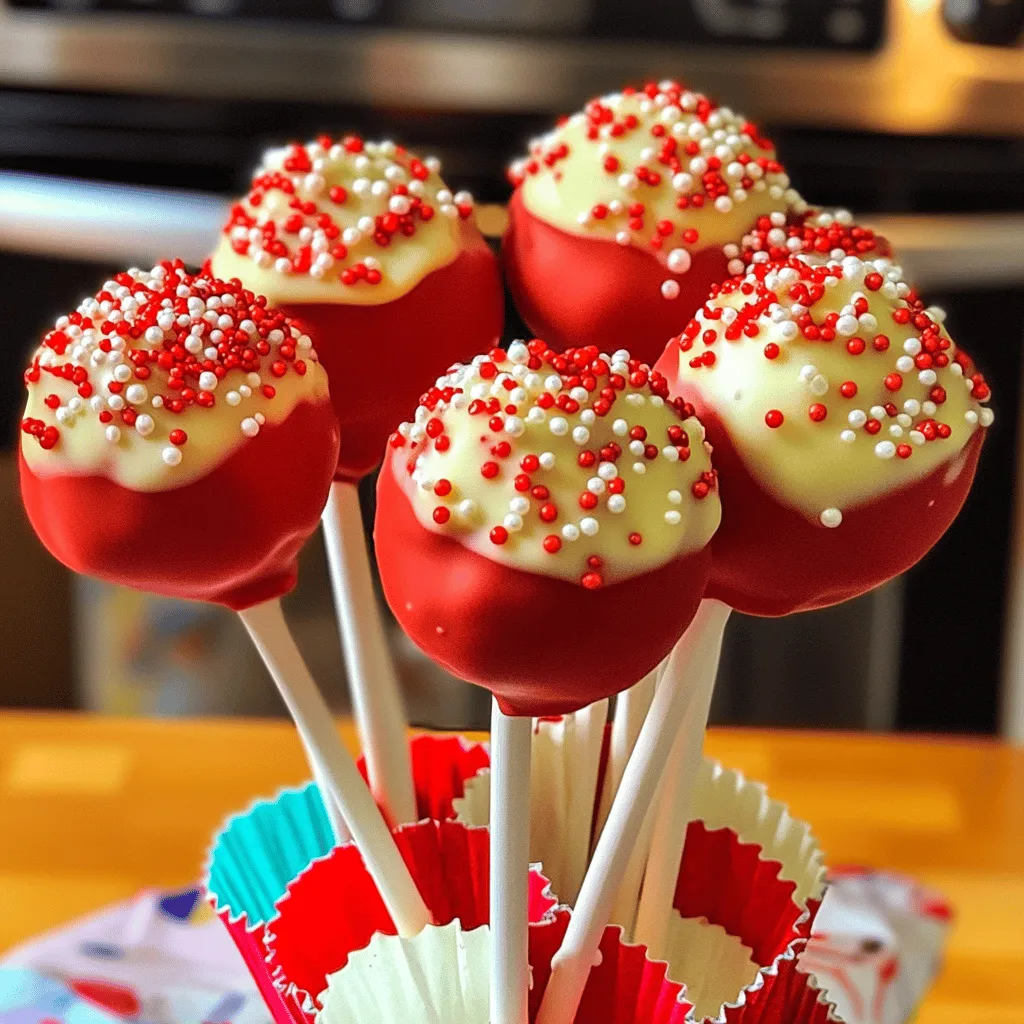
[511,80,804,261]
[209,136,476,307]
[20,262,330,491]
[667,254,992,524]
[388,341,722,588]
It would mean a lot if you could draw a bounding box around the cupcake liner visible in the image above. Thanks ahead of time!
[204,783,335,1024]
[361,733,490,824]
[317,920,490,1024]
[266,819,558,1016]
[205,736,490,1024]
[689,760,826,914]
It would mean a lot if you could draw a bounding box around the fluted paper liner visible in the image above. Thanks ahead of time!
[455,755,827,927]
[318,921,490,1024]
[205,782,334,1024]
[266,819,558,1016]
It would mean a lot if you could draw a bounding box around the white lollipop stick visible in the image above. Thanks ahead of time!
[595,668,657,843]
[322,480,417,827]
[535,599,731,1024]
[633,602,730,956]
[239,598,431,937]
[490,702,532,1024]
[310,751,353,846]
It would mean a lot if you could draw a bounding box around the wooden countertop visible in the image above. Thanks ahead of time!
[1,711,1022,1022]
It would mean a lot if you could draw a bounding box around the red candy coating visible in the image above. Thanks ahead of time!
[278,233,503,483]
[502,190,729,366]
[375,455,710,716]
[20,399,339,611]
[656,339,985,616]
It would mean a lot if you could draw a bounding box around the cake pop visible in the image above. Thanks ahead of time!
[655,252,992,616]
[374,338,721,1024]
[209,134,504,484]
[502,80,804,365]
[19,260,337,610]
[374,339,723,717]
[209,135,504,827]
[19,261,432,939]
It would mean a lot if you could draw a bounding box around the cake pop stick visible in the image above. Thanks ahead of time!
[374,340,721,1024]
[595,667,657,840]
[210,135,503,826]
[502,80,804,365]
[489,703,532,1024]
[18,262,429,934]
[321,482,414,827]
[535,599,728,1024]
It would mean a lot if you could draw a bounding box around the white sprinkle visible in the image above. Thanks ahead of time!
[820,508,843,528]
[549,417,569,437]
[241,417,261,437]
[113,364,132,383]
[572,426,590,445]
[665,510,682,525]
[870,405,887,420]
[104,425,121,444]
[848,409,867,428]
[980,408,995,427]
[125,384,148,405]
[836,315,859,337]
[162,447,182,467]
[503,513,524,533]
[666,248,692,274]
[612,418,629,437]
[922,400,937,416]
[667,489,683,505]
[660,280,680,300]
[910,430,927,445]
[875,441,896,459]
[629,439,645,456]
[239,385,252,399]
[562,524,580,542]
[919,369,938,387]
[199,371,218,392]
[539,452,556,470]
[840,429,856,443]
[504,416,525,437]
[903,338,922,356]
[896,356,915,373]
[458,499,479,521]
[607,495,626,514]
[889,425,904,438]
[809,374,829,397]
[586,477,606,495]
[632,461,646,474]
[509,497,529,515]
[225,391,241,407]
[597,463,618,482]
[661,446,679,462]
[526,407,547,424]
[714,196,733,214]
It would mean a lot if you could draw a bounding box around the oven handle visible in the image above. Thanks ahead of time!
[0,170,1023,292]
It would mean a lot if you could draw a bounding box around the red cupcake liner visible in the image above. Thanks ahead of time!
[266,819,557,1016]
[357,733,489,823]
[675,821,817,967]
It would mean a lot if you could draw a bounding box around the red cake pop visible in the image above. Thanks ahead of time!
[374,340,722,717]
[209,135,504,483]
[19,260,339,610]
[655,252,992,616]
[502,80,804,365]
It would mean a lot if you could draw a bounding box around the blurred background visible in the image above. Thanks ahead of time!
[0,0,1022,738]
